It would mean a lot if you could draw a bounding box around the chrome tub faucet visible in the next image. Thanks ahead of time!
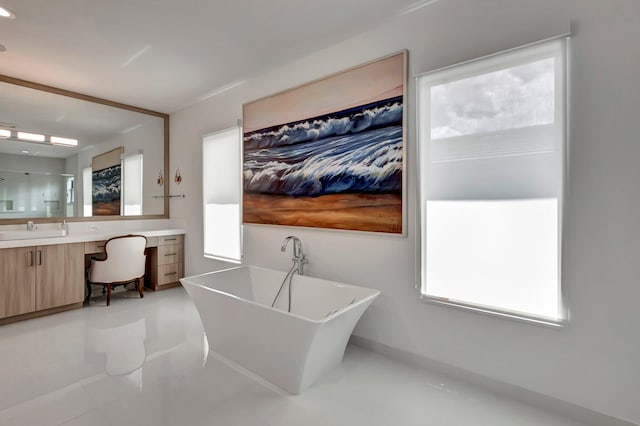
[281,235,308,275]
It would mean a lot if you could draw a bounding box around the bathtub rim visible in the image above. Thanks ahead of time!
[181,265,381,325]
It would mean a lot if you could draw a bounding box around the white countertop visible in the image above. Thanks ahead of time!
[0,228,185,249]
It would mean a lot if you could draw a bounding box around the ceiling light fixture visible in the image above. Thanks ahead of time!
[3,128,79,147]
[50,136,78,146]
[17,131,45,142]
[0,5,15,19]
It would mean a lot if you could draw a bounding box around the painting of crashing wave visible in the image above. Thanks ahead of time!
[92,164,121,215]
[243,51,406,233]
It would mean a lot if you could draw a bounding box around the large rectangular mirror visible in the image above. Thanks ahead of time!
[0,75,169,222]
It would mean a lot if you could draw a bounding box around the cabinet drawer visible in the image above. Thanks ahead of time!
[157,263,183,286]
[158,235,183,246]
[84,241,106,254]
[157,244,183,266]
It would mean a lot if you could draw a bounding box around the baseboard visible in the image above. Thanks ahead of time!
[0,302,83,326]
[349,335,638,426]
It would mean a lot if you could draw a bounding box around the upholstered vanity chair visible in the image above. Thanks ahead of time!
[87,235,147,306]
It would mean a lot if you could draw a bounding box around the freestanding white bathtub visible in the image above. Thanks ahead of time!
[180,265,380,394]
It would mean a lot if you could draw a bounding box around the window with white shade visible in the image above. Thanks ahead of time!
[203,127,242,263]
[123,153,143,215]
[82,166,92,217]
[417,38,567,324]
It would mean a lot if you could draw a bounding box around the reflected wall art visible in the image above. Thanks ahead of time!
[92,147,123,216]
[242,51,406,234]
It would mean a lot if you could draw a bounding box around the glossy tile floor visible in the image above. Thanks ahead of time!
[0,288,590,426]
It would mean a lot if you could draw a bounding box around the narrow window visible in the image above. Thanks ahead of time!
[123,153,143,215]
[82,166,92,217]
[202,127,242,263]
[417,38,566,323]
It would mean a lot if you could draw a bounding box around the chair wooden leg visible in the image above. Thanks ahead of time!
[137,277,144,299]
[106,284,112,307]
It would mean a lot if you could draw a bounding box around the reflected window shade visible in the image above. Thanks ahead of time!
[123,154,143,216]
[418,38,566,322]
[203,127,242,262]
[82,167,92,217]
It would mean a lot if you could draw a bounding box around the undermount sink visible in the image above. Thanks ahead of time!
[0,229,67,240]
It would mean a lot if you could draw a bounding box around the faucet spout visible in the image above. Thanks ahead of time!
[281,236,308,275]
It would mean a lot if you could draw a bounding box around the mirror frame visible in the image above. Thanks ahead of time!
[0,74,170,224]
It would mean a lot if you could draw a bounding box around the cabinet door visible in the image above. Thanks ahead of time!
[0,247,36,319]
[36,243,84,311]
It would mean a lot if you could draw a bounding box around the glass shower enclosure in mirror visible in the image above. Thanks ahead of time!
[0,170,75,218]
[0,75,169,222]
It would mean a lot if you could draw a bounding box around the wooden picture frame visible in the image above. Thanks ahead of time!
[242,51,407,234]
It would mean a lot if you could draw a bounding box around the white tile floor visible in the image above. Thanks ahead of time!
[0,288,591,426]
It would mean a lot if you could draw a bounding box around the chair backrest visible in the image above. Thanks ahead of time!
[90,235,147,284]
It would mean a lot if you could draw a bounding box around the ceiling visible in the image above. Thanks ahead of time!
[0,0,424,114]
[0,78,163,158]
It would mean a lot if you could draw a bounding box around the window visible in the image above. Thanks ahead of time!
[123,153,143,215]
[203,127,242,263]
[417,38,566,324]
[82,166,92,217]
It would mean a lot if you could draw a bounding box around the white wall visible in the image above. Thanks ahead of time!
[169,0,640,423]
[0,153,65,174]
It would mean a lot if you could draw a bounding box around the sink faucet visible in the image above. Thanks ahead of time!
[26,221,34,231]
[281,235,308,275]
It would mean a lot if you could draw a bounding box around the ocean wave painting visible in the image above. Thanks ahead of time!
[244,97,403,197]
[242,51,406,233]
[92,164,121,215]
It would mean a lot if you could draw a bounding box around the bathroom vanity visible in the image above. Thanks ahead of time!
[84,233,184,291]
[0,228,185,325]
[0,75,178,325]
[0,242,84,320]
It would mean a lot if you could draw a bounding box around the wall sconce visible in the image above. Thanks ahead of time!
[156,171,164,186]
[174,169,182,185]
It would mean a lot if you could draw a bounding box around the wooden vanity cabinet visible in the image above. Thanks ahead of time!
[147,235,184,290]
[0,247,36,319]
[0,243,84,320]
[36,243,84,311]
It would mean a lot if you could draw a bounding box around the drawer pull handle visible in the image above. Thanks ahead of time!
[97,245,105,249]
[164,253,176,256]
[164,272,177,276]
[164,238,177,241]
[38,250,42,266]
[29,250,34,267]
